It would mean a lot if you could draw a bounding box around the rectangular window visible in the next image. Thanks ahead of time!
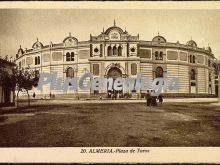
[131,63,137,75]
[93,64,99,76]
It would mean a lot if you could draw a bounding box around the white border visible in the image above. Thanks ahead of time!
[1,1,220,163]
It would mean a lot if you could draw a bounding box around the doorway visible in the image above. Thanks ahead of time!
[107,67,123,99]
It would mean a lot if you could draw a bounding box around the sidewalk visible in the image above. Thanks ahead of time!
[0,106,17,111]
[164,98,219,103]
[1,98,219,112]
[17,97,220,105]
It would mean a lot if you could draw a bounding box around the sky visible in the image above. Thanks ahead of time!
[0,9,220,59]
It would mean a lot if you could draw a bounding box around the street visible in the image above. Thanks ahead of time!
[0,101,220,147]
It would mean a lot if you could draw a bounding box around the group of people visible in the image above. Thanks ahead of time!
[145,91,164,107]
[32,92,53,99]
[107,91,122,99]
[32,91,163,104]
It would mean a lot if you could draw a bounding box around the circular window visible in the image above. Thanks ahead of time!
[94,48,99,53]
[131,47,135,52]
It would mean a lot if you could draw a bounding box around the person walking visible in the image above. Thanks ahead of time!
[146,91,151,107]
[158,94,163,105]
[151,96,157,106]
[32,92,35,99]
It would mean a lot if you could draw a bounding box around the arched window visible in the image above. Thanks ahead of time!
[107,46,112,56]
[37,56,40,65]
[118,46,122,56]
[189,55,196,63]
[159,52,163,60]
[209,72,211,82]
[155,51,159,60]
[113,46,117,55]
[191,69,196,80]
[66,52,70,61]
[71,52,74,61]
[155,67,163,78]
[209,84,212,94]
[66,67,74,78]
[193,55,195,63]
[35,56,40,65]
[35,57,38,65]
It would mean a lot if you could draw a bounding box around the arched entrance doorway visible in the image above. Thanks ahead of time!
[107,67,122,79]
[107,67,123,99]
[190,69,197,94]
[154,66,165,93]
[155,66,164,78]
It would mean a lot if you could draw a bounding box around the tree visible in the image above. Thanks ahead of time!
[13,67,39,107]
[0,67,7,107]
[0,65,16,108]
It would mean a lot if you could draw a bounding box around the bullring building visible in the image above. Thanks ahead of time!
[15,21,219,98]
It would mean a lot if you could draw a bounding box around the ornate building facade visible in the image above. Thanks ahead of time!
[15,22,219,98]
